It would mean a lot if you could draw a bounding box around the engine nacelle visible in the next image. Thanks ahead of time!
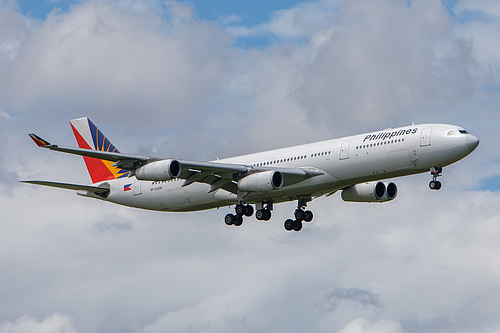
[238,171,283,192]
[341,181,398,202]
[135,159,181,181]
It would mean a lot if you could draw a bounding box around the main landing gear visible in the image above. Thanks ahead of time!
[255,208,272,221]
[429,167,443,190]
[284,198,313,232]
[224,199,314,232]
[224,203,255,227]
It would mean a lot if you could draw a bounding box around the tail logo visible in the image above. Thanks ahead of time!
[70,117,129,183]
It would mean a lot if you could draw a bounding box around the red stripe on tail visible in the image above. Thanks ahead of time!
[70,123,115,183]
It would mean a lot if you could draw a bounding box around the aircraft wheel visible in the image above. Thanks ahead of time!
[294,209,304,222]
[284,219,294,231]
[225,213,235,226]
[233,214,243,226]
[256,209,271,221]
[235,203,246,215]
[429,180,442,190]
[244,205,254,217]
[293,220,303,232]
[304,210,313,222]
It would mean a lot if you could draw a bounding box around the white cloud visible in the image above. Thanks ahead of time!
[0,110,11,118]
[0,314,78,333]
[0,2,31,63]
[338,319,406,333]
[0,0,232,136]
[452,1,500,82]
[226,1,338,41]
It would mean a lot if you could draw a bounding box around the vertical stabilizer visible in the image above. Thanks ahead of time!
[69,117,129,183]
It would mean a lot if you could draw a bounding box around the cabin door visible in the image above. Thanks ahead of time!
[420,128,432,147]
[340,141,350,160]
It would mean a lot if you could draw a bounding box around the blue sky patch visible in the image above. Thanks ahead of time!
[479,174,500,192]
[16,0,76,20]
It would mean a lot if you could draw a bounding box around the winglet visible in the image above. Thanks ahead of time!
[29,133,51,147]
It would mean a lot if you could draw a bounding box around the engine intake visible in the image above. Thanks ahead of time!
[135,159,181,181]
[341,181,398,202]
[238,171,283,192]
[385,182,398,201]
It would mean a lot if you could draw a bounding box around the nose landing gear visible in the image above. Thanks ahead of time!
[429,167,442,190]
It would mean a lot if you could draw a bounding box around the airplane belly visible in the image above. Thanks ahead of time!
[169,183,236,212]
[105,181,223,212]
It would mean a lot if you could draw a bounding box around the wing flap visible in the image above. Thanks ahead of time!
[178,160,248,179]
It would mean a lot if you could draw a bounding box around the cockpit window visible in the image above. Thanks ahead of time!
[447,129,469,136]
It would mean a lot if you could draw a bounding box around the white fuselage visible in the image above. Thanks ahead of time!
[82,124,478,211]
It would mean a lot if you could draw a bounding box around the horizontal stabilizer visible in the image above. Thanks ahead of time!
[29,133,51,147]
[20,180,109,194]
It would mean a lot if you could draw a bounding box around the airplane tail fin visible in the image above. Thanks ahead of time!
[69,117,129,183]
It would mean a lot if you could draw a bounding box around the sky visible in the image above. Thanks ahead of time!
[0,0,499,332]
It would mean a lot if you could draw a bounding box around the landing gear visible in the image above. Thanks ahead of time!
[255,202,272,221]
[256,209,271,221]
[294,209,313,222]
[429,167,443,190]
[235,203,254,217]
[225,213,243,226]
[429,180,442,190]
[284,198,313,232]
[284,219,302,231]
[225,198,315,232]
[226,203,254,227]
[225,213,237,225]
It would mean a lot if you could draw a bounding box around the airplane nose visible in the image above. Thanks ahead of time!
[466,134,479,152]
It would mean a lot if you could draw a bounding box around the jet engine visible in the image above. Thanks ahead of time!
[238,171,283,192]
[341,181,398,202]
[135,159,181,181]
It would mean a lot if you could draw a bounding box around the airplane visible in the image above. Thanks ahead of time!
[22,117,479,231]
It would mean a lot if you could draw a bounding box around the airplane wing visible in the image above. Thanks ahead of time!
[28,133,323,193]
[29,133,149,169]
[20,180,110,194]
[178,160,323,193]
